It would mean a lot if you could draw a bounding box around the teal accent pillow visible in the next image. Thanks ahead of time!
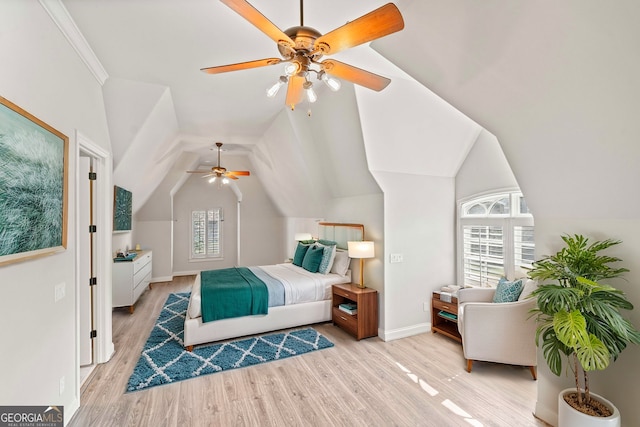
[292,242,310,267]
[317,243,337,274]
[301,244,324,273]
[493,278,524,303]
[318,239,337,246]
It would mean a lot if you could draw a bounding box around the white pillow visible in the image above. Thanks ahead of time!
[330,249,350,276]
[187,274,202,319]
[518,279,538,301]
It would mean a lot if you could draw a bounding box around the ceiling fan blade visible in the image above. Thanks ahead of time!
[201,58,282,74]
[314,3,404,56]
[227,171,251,176]
[321,60,391,91]
[285,74,305,109]
[226,174,239,180]
[220,0,295,49]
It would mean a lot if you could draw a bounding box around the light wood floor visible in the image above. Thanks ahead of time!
[70,276,549,427]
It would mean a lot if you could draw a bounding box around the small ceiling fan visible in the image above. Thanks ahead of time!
[201,0,404,109]
[186,142,251,181]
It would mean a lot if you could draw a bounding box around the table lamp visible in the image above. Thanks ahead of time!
[347,241,375,288]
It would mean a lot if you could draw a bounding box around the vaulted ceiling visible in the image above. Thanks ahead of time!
[62,0,480,215]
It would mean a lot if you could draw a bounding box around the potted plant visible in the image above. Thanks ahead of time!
[527,234,640,426]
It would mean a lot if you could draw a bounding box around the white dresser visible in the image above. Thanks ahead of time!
[112,250,152,313]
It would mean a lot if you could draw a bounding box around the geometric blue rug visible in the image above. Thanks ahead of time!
[126,292,334,392]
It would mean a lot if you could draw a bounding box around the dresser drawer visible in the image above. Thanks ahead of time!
[133,271,151,302]
[133,252,152,275]
[332,307,358,336]
[133,260,152,287]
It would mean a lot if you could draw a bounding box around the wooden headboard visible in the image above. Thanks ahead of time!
[317,222,364,250]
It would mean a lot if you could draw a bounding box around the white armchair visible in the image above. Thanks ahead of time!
[456,280,538,380]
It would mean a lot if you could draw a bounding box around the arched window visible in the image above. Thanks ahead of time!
[458,192,534,287]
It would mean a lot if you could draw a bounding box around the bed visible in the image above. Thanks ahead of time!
[183,222,365,350]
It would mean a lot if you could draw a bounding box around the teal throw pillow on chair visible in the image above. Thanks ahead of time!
[493,278,524,303]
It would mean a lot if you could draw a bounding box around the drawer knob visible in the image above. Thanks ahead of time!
[340,316,347,321]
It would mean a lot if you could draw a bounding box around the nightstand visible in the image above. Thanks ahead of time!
[332,283,378,340]
[431,291,461,343]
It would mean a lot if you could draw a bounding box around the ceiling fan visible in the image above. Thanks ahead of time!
[201,0,405,109]
[186,142,251,182]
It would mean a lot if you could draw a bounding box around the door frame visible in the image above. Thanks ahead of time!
[75,131,114,393]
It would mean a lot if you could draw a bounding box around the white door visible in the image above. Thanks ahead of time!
[79,156,95,366]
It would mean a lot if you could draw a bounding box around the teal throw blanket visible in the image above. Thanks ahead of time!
[200,267,268,322]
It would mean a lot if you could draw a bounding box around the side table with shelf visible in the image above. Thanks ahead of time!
[332,283,378,340]
[431,291,461,343]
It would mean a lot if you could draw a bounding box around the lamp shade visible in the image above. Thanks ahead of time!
[347,241,375,259]
[294,233,312,241]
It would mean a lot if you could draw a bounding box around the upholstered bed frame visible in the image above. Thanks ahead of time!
[183,222,364,350]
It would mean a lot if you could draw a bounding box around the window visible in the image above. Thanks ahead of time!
[191,208,222,259]
[458,192,534,287]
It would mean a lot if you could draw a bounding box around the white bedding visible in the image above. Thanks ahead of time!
[188,263,350,320]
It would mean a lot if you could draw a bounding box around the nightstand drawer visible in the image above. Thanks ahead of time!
[433,298,457,314]
[332,307,358,336]
[333,287,356,301]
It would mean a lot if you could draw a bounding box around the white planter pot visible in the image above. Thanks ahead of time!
[558,388,621,427]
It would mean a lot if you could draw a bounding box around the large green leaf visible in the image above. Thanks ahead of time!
[554,309,589,349]
[538,327,568,376]
[576,334,610,371]
[531,285,580,315]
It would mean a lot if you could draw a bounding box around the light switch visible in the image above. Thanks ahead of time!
[55,282,65,302]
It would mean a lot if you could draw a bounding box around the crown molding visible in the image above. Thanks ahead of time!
[39,0,109,85]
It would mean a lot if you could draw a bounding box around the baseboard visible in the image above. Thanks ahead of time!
[172,270,201,277]
[379,322,431,342]
[533,402,556,427]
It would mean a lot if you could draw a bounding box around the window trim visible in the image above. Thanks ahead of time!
[457,190,534,287]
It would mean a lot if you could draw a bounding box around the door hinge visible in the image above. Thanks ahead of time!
[89,225,97,233]
[90,330,97,339]
[88,172,97,180]
[89,277,97,286]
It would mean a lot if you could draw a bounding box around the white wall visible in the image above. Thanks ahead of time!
[374,172,456,340]
[455,129,519,202]
[0,1,111,422]
[133,221,173,282]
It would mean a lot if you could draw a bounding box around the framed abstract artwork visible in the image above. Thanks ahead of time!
[113,185,132,232]
[0,96,69,267]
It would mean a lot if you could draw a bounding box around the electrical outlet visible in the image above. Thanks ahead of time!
[59,376,65,395]
[390,253,404,263]
[54,282,65,302]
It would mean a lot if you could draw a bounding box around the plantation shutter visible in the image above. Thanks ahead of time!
[191,208,222,259]
[514,225,535,269]
[463,225,505,287]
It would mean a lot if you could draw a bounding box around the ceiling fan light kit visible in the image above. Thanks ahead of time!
[202,0,404,110]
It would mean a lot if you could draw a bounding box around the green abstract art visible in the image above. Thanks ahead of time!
[0,96,68,266]
[113,186,132,232]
